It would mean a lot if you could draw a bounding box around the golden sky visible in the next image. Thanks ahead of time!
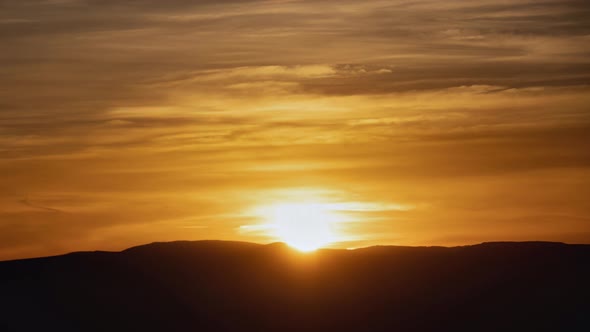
[1,0,590,259]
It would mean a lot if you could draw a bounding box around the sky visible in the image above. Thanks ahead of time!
[1,0,589,259]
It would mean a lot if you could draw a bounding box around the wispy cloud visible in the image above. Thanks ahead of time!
[1,0,589,259]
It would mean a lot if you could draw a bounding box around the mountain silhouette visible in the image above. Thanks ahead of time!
[1,241,589,331]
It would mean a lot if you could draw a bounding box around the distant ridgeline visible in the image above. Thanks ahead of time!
[1,241,589,332]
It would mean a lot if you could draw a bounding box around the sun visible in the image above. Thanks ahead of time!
[265,203,339,252]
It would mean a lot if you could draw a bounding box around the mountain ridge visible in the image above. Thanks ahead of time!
[1,239,586,263]
[1,239,589,331]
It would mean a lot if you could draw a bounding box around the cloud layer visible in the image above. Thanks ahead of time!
[1,0,589,259]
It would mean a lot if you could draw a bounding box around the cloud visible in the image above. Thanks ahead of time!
[0,0,589,259]
[20,196,62,213]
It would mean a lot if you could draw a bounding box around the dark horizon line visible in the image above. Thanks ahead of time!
[3,239,589,263]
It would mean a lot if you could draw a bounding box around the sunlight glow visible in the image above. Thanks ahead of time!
[263,203,341,252]
[239,188,407,252]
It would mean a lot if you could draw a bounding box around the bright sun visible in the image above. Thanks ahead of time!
[265,203,339,252]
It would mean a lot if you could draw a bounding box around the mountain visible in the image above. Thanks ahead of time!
[1,241,589,331]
